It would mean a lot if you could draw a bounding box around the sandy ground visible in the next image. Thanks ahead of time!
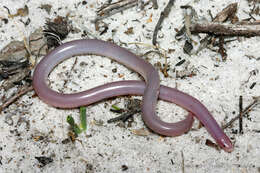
[0,0,259,172]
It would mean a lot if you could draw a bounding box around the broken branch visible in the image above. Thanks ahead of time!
[190,22,260,37]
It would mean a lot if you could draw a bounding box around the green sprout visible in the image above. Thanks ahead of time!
[79,106,87,131]
[111,104,122,111]
[66,106,87,136]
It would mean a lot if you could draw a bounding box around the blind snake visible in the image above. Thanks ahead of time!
[33,39,233,152]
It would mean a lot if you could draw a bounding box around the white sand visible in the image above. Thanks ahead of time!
[0,0,259,172]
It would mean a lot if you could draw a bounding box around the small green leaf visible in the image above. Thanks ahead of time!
[67,115,82,135]
[67,115,75,126]
[111,104,122,111]
[79,106,87,131]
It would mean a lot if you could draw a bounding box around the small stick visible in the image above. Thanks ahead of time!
[190,22,260,37]
[152,0,175,45]
[239,96,243,134]
[0,86,34,113]
[107,110,140,123]
[95,0,138,22]
[181,151,185,173]
[222,98,259,129]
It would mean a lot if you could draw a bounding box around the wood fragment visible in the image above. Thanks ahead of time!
[152,0,175,45]
[190,22,260,37]
[212,3,237,22]
[0,85,33,113]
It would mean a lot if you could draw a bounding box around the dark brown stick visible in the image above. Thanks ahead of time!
[152,0,175,45]
[239,96,243,134]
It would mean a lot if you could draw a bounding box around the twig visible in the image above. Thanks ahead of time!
[94,0,138,22]
[0,85,34,113]
[152,0,175,45]
[239,96,243,134]
[222,97,260,129]
[107,110,140,123]
[190,22,260,37]
[181,151,185,173]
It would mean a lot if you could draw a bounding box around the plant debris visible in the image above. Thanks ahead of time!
[66,107,87,137]
[107,99,141,123]
[131,128,150,136]
[175,3,260,60]
[0,60,29,80]
[205,139,220,151]
[35,156,53,167]
[38,4,52,14]
[43,16,71,48]
[7,5,29,18]
[0,26,50,112]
